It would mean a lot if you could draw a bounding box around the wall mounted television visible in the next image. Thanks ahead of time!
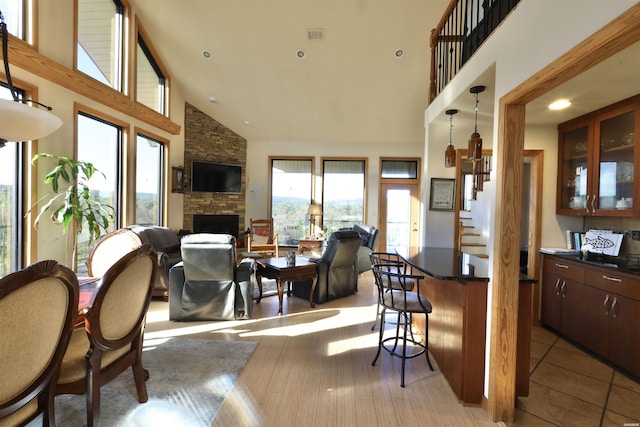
[191,161,242,193]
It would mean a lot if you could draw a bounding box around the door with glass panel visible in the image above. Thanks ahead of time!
[379,183,420,253]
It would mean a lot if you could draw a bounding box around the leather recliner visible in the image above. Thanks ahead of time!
[292,230,362,304]
[168,233,253,321]
[339,224,380,273]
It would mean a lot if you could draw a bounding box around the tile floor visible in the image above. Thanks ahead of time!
[508,326,640,426]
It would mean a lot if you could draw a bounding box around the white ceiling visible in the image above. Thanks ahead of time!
[133,0,450,144]
[132,1,640,144]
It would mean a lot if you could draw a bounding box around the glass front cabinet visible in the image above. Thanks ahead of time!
[557,94,640,216]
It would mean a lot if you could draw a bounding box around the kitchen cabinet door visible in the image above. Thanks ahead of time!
[609,294,640,377]
[541,271,563,330]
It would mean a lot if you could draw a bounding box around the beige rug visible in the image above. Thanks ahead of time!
[49,337,257,427]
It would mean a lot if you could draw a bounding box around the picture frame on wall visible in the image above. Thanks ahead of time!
[429,178,455,211]
[171,166,184,193]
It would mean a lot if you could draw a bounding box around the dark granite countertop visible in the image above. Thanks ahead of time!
[397,247,489,281]
[397,247,537,283]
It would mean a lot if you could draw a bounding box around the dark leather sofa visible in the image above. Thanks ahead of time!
[292,230,362,304]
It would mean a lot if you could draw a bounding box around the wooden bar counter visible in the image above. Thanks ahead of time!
[398,247,534,404]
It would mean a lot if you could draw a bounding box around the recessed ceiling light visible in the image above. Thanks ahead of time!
[394,49,404,58]
[208,96,217,103]
[549,99,571,110]
[242,120,250,126]
[296,50,305,59]
[202,50,212,59]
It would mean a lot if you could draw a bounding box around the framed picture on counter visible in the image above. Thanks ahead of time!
[429,178,455,211]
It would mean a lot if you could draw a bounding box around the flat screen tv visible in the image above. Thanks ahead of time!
[191,161,242,193]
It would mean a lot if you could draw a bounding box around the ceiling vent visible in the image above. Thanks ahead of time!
[306,28,324,41]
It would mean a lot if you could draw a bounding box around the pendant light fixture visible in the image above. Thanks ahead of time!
[0,10,62,148]
[467,85,485,160]
[444,109,458,168]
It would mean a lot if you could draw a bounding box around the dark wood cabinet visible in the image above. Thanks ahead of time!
[541,255,640,377]
[557,94,640,216]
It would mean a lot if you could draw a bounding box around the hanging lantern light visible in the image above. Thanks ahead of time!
[467,85,485,160]
[444,109,458,168]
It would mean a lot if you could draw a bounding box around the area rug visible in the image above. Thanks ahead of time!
[52,337,257,427]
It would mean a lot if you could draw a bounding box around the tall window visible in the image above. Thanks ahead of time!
[77,0,124,90]
[135,133,164,225]
[76,112,122,270]
[136,33,166,114]
[0,85,25,276]
[270,158,313,245]
[322,159,366,235]
[0,0,25,38]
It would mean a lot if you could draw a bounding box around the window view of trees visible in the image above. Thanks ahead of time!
[322,159,365,234]
[0,142,19,277]
[136,134,163,225]
[76,113,121,271]
[270,159,312,245]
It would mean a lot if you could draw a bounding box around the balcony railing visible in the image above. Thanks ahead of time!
[429,0,521,102]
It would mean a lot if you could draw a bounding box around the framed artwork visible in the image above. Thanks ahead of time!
[171,166,184,193]
[429,178,455,211]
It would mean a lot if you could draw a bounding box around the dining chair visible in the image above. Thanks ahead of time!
[371,264,434,387]
[0,260,78,427]
[55,244,156,427]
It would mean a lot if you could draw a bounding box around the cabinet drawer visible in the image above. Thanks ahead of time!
[587,268,640,301]
[543,257,585,282]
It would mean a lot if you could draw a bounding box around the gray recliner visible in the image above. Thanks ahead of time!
[168,233,253,321]
[292,230,362,304]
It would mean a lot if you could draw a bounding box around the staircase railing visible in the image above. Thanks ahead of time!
[429,0,521,102]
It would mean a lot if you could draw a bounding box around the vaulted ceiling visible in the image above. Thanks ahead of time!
[132,0,450,144]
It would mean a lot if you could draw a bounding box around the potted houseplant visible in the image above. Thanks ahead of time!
[29,153,115,267]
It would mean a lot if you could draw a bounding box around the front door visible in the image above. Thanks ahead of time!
[378,183,420,253]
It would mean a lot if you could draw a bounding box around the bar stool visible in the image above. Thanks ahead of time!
[369,252,416,330]
[371,264,434,387]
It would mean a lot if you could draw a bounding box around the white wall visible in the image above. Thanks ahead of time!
[244,140,424,231]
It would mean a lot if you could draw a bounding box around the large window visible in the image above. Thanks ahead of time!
[1,85,25,276]
[136,32,167,114]
[77,0,125,90]
[76,112,122,270]
[0,0,26,39]
[322,159,366,235]
[135,132,164,225]
[270,158,313,245]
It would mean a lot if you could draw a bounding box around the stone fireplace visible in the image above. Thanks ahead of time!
[183,103,246,239]
[193,214,240,238]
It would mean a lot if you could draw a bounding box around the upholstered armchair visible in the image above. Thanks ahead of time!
[169,233,254,321]
[292,230,362,304]
[86,225,181,298]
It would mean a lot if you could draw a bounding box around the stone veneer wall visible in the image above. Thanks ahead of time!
[183,103,246,236]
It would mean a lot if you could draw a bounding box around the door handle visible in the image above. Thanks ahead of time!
[585,195,591,214]
[611,297,618,319]
[604,294,610,315]
[554,278,561,296]
[560,280,567,298]
[591,195,597,213]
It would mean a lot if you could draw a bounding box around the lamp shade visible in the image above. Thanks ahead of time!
[307,203,322,216]
[0,98,62,142]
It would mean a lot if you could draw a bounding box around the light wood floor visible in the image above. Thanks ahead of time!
[144,271,502,427]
